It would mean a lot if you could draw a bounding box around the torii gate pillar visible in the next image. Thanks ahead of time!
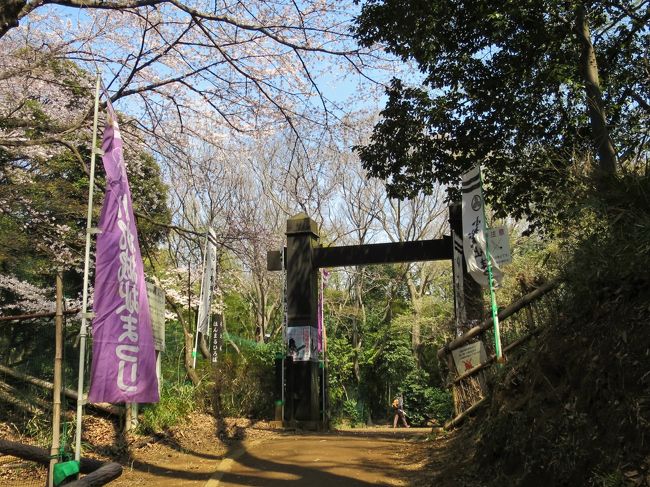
[285,213,320,425]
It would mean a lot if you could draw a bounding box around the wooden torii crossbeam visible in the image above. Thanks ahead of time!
[268,237,452,271]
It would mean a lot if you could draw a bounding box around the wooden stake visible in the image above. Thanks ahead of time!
[48,271,63,487]
[444,397,487,430]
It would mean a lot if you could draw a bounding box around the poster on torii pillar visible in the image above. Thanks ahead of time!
[287,326,318,362]
[461,166,504,288]
[452,341,488,375]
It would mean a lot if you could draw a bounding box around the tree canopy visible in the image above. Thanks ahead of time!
[354,0,649,229]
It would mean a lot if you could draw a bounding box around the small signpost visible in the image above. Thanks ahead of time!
[146,282,166,398]
[487,225,512,266]
[147,282,166,353]
[451,341,488,375]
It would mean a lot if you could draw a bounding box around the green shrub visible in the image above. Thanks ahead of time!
[139,382,196,433]
[213,344,275,419]
[400,369,453,426]
[341,399,365,427]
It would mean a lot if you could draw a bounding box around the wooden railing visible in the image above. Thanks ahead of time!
[438,278,560,428]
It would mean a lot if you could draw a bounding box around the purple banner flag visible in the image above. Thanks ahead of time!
[88,100,159,404]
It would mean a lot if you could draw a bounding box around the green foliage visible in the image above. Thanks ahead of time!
[0,54,170,284]
[0,144,170,287]
[341,399,366,427]
[372,327,415,387]
[213,342,276,419]
[563,174,650,303]
[322,261,460,426]
[392,294,454,383]
[139,382,197,433]
[223,291,255,339]
[354,0,648,232]
[589,470,626,487]
[22,410,51,446]
[126,152,172,249]
[400,369,453,426]
[471,173,650,485]
[0,148,89,280]
[326,335,356,415]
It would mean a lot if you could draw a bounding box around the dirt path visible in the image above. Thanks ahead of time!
[108,425,431,487]
[1,416,478,486]
[208,428,430,487]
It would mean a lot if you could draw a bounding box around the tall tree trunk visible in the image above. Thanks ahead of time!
[575,3,617,176]
[405,272,422,366]
[199,334,210,358]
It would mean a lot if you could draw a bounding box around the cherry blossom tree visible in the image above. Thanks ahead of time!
[1,1,392,157]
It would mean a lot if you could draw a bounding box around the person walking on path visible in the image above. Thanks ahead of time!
[392,394,409,428]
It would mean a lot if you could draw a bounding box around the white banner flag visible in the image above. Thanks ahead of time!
[197,228,217,336]
[461,166,503,288]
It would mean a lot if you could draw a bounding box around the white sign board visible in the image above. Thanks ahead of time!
[146,282,166,352]
[287,325,318,362]
[487,226,512,266]
[452,341,488,375]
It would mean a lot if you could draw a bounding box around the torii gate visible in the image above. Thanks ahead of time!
[267,204,482,429]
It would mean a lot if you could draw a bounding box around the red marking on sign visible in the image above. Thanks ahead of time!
[463,359,474,371]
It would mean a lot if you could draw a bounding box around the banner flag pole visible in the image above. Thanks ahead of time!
[479,168,504,364]
[74,73,102,462]
[461,165,504,364]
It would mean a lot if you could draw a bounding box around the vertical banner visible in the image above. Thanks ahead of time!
[461,166,503,288]
[197,229,217,337]
[88,100,159,404]
[282,248,288,345]
[461,165,505,362]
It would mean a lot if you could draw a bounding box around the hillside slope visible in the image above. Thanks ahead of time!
[475,278,650,486]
